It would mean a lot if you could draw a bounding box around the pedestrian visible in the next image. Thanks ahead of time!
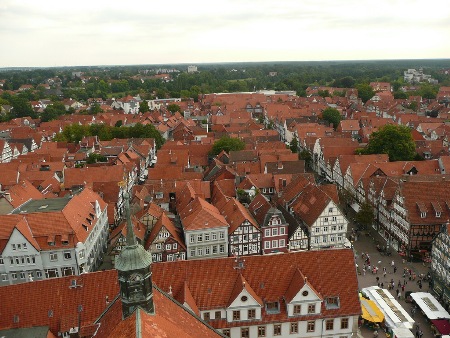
[373,329,378,337]
[398,291,402,300]
[384,271,387,278]
[380,282,384,288]
[396,289,399,297]
[401,284,405,292]
[398,280,402,288]
[394,266,397,273]
[418,330,423,338]
[383,267,387,273]
[376,276,380,284]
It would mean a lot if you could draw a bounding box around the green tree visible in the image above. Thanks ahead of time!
[361,124,416,161]
[321,107,342,130]
[167,103,181,114]
[86,153,107,164]
[139,100,149,113]
[356,83,375,103]
[299,149,312,169]
[354,202,374,230]
[210,136,245,156]
[289,137,298,153]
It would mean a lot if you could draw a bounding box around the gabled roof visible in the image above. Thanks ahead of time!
[180,197,229,231]
[6,179,45,208]
[228,274,263,307]
[145,213,186,250]
[153,250,361,320]
[220,198,259,234]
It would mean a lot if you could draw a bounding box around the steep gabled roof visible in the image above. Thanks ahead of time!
[220,198,259,234]
[180,197,229,231]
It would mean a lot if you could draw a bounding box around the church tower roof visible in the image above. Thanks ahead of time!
[115,193,152,271]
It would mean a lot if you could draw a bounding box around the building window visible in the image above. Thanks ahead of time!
[280,227,285,235]
[219,232,225,239]
[324,217,328,222]
[173,243,177,249]
[215,311,221,320]
[258,326,266,337]
[272,228,278,236]
[212,232,217,240]
[190,249,195,257]
[341,318,349,329]
[219,245,225,253]
[0,257,3,265]
[222,329,230,337]
[165,244,171,250]
[266,302,279,313]
[290,322,298,334]
[308,304,316,314]
[212,246,218,254]
[205,233,210,241]
[326,319,334,330]
[12,244,16,250]
[23,243,27,250]
[197,234,203,242]
[264,241,270,249]
[272,240,277,248]
[248,309,256,319]
[12,273,17,280]
[307,321,315,332]
[233,310,240,321]
[265,229,270,237]
[315,227,320,233]
[64,251,72,260]
[293,304,301,315]
[20,272,26,279]
[45,268,59,278]
[1,274,7,281]
[190,234,195,243]
[273,324,281,335]
[197,248,203,256]
[156,243,162,250]
[323,226,328,232]
[332,216,337,221]
[49,252,58,261]
[241,327,249,338]
[62,267,75,276]
[279,239,285,247]
[203,312,210,321]
[329,207,333,212]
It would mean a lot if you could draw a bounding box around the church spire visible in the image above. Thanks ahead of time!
[115,191,154,318]
[124,192,137,247]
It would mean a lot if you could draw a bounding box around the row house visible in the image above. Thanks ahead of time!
[287,183,348,250]
[145,213,187,262]
[248,194,289,254]
[431,224,450,309]
[332,154,389,190]
[0,139,12,163]
[388,180,450,255]
[180,197,229,260]
[153,250,361,338]
[220,198,262,256]
[312,137,359,179]
[0,188,108,285]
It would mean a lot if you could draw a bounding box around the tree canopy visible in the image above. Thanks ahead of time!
[360,124,416,161]
[321,107,342,130]
[210,136,245,156]
[354,202,374,230]
[54,122,165,149]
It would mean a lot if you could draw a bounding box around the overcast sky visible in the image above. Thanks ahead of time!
[1,0,449,68]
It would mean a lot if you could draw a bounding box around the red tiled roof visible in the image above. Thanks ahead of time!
[153,250,361,322]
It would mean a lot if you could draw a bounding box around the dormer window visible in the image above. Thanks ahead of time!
[325,296,340,309]
[436,212,441,218]
[420,212,426,218]
[265,301,280,314]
